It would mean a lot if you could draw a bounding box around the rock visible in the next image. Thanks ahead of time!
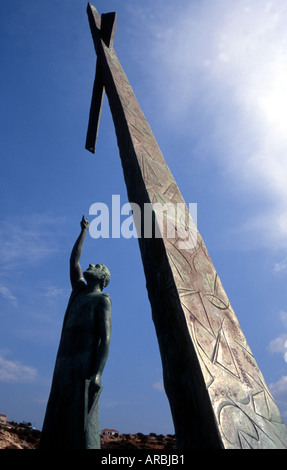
[0,420,175,449]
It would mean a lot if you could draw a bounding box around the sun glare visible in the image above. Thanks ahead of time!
[257,61,287,137]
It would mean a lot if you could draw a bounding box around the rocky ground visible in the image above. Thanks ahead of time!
[101,432,176,450]
[0,421,40,450]
[0,421,175,450]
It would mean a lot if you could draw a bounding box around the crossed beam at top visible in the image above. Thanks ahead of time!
[85,4,117,153]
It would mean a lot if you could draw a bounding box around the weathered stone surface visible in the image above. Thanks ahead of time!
[86,3,287,449]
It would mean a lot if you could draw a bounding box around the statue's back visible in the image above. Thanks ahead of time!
[40,279,106,449]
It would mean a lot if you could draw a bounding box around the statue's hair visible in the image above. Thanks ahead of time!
[99,264,110,290]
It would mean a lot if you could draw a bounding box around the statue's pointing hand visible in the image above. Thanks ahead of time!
[81,215,89,231]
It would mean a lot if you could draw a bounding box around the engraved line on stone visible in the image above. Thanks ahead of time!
[181,293,216,339]
[211,321,240,379]
[188,320,215,388]
[218,400,260,448]
[221,394,280,448]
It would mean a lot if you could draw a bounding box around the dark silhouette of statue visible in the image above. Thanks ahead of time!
[40,216,111,449]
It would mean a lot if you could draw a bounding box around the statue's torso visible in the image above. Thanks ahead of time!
[40,280,108,448]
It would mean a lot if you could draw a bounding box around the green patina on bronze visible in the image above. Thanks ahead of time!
[40,216,111,449]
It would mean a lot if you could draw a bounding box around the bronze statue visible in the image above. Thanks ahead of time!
[40,216,111,449]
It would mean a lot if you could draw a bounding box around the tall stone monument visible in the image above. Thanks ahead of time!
[85,3,287,449]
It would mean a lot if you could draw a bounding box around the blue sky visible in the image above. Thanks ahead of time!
[1,0,287,435]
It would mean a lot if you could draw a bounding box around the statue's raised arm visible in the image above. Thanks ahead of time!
[69,216,89,289]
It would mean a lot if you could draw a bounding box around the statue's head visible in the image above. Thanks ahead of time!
[83,264,110,290]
